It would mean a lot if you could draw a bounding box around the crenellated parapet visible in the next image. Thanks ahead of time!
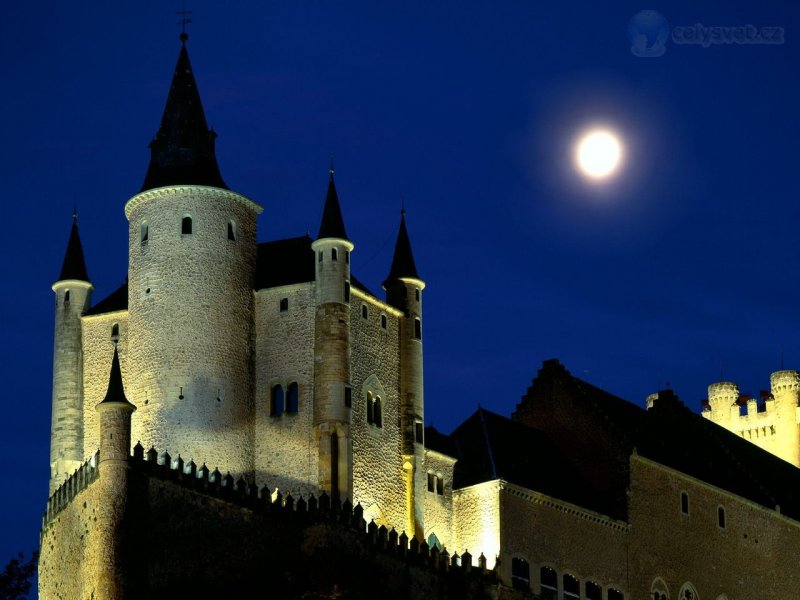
[770,370,800,394]
[42,451,100,530]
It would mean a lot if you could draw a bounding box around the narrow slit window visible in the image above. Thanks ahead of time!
[511,558,530,591]
[64,290,70,303]
[415,421,423,444]
[718,506,726,528]
[415,288,420,301]
[366,392,374,425]
[414,318,422,339]
[344,385,352,408]
[345,250,350,264]
[374,396,382,427]
[436,474,443,495]
[111,323,119,341]
[344,281,351,303]
[427,472,435,492]
[270,385,284,416]
[280,298,289,312]
[140,222,149,244]
[182,216,192,235]
[227,221,236,241]
[362,305,368,319]
[331,248,338,261]
[318,250,323,263]
[286,382,299,414]
[681,491,689,515]
[381,314,387,329]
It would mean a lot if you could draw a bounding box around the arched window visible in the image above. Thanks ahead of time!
[182,216,192,235]
[651,577,669,600]
[415,288,420,301]
[227,220,236,241]
[362,304,368,319]
[539,566,557,600]
[427,532,441,551]
[286,382,298,414]
[331,248,338,261]
[414,318,422,339]
[717,506,726,528]
[435,472,443,495]
[510,557,530,591]
[64,290,70,303]
[318,250,323,263]
[374,396,382,427]
[586,581,602,600]
[366,392,374,424]
[608,589,625,600]
[111,323,119,341]
[270,384,284,416]
[280,298,289,312]
[563,574,579,600]
[345,250,350,264]
[140,222,149,244]
[678,583,698,600]
[681,491,689,514]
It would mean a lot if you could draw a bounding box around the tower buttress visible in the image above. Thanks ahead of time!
[50,214,92,494]
[383,210,425,539]
[706,382,739,430]
[311,170,354,502]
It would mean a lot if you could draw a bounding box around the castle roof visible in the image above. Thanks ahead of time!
[316,173,349,241]
[383,211,420,286]
[58,215,89,282]
[85,279,128,316]
[141,37,227,192]
[98,346,133,408]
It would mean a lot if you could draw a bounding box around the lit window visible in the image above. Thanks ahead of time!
[681,492,689,515]
[586,581,602,600]
[511,558,530,591]
[539,567,557,600]
[182,216,192,235]
[718,506,726,529]
[227,221,236,241]
[280,298,288,312]
[286,382,298,414]
[563,574,579,600]
[270,385,284,416]
[140,222,149,244]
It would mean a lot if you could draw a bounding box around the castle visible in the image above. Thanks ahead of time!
[40,35,800,599]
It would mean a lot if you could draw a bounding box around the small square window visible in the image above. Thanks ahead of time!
[280,298,288,312]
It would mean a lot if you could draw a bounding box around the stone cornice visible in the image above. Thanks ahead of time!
[124,185,263,219]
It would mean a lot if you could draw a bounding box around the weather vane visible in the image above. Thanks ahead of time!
[177,1,192,41]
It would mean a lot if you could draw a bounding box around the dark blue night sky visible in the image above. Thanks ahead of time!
[1,1,798,567]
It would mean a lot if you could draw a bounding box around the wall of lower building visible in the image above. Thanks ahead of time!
[627,454,800,600]
[453,481,501,570]
[350,289,407,530]
[423,449,455,550]
[254,283,318,495]
[81,311,129,459]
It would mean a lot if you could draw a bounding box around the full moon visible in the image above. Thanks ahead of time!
[575,129,623,179]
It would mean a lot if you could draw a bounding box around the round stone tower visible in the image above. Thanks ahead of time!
[311,170,354,501]
[50,214,92,493]
[124,37,262,476]
[769,370,800,466]
[707,382,739,429]
[383,210,425,540]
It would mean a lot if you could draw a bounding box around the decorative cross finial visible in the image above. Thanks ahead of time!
[177,1,192,42]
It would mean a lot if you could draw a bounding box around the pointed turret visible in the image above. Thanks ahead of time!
[58,213,90,283]
[317,171,349,241]
[98,346,134,409]
[383,210,419,286]
[141,36,227,191]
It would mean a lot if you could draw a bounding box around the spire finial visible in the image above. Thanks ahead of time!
[72,201,78,223]
[400,196,406,217]
[329,158,335,179]
[177,1,192,42]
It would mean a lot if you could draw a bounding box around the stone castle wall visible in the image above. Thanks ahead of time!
[254,283,318,495]
[423,449,456,550]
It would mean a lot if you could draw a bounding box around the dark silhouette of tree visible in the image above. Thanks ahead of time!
[0,551,38,600]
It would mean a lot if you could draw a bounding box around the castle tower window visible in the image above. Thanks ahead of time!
[586,581,602,600]
[608,589,625,600]
[435,473,443,495]
[362,304,368,319]
[427,472,435,492]
[227,220,236,241]
[318,250,323,263]
[563,574,579,600]
[344,385,352,408]
[331,248,338,261]
[64,290,70,303]
[374,396,382,427]
[539,566,557,599]
[510,557,530,591]
[681,491,689,515]
[345,250,350,264]
[286,382,299,414]
[181,216,192,235]
[414,318,422,339]
[366,392,374,424]
[111,323,119,341]
[280,298,289,312]
[718,506,726,529]
[270,384,284,416]
[415,288,420,301]
[140,222,149,244]
[414,421,423,444]
[344,281,351,303]
[381,314,387,329]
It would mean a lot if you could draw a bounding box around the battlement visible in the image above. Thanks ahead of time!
[42,451,99,529]
[708,382,739,402]
[771,370,800,394]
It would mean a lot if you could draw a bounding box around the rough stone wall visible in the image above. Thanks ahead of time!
[81,311,129,459]
[453,481,501,570]
[423,449,455,550]
[628,454,800,600]
[497,483,629,596]
[350,290,407,531]
[253,283,318,495]
[125,186,261,477]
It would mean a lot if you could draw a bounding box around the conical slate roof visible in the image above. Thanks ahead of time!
[141,38,227,192]
[317,173,349,241]
[58,215,90,282]
[99,346,132,407]
[384,211,420,283]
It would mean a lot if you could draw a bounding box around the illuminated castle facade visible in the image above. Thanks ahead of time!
[40,36,800,600]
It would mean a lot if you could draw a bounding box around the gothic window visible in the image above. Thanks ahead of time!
[344,281,351,303]
[286,382,299,414]
[414,318,422,339]
[651,577,669,600]
[270,384,284,416]
[280,298,288,312]
[681,491,689,515]
[563,574,579,600]
[608,589,625,600]
[181,216,192,235]
[140,222,149,244]
[539,567,557,600]
[586,581,602,600]
[111,323,119,341]
[227,220,236,241]
[332,248,338,261]
[362,304,368,319]
[678,583,698,600]
[717,506,726,529]
[381,314,387,329]
[366,392,375,424]
[510,557,530,591]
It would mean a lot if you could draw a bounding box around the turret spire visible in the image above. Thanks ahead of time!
[141,37,227,192]
[99,346,132,407]
[58,213,90,282]
[384,210,420,286]
[317,169,349,241]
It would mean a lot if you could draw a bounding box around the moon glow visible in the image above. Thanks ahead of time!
[575,129,623,180]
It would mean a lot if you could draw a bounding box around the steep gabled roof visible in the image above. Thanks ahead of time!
[141,38,227,192]
[317,174,349,241]
[58,216,90,282]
